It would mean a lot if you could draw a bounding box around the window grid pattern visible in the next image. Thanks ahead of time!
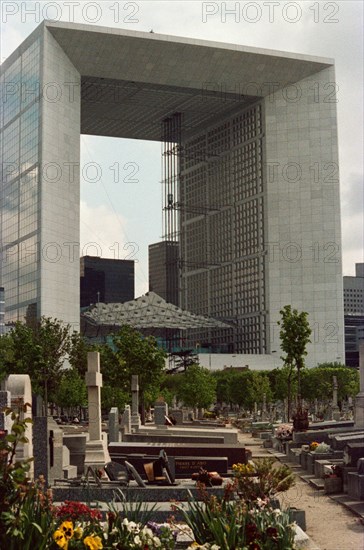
[0,39,40,325]
[180,102,266,353]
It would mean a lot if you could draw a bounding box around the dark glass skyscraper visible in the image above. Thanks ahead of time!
[80,256,134,308]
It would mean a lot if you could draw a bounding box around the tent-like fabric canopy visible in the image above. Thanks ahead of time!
[82,292,230,330]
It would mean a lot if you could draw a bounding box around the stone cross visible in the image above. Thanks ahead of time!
[131,375,141,429]
[354,342,364,428]
[84,351,108,469]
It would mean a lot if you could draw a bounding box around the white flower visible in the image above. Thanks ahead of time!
[122,518,129,526]
[142,527,153,538]
[211,545,221,550]
[134,534,141,545]
[153,536,162,547]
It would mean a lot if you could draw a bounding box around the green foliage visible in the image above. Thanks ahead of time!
[177,488,296,549]
[278,305,312,372]
[268,366,298,402]
[0,405,54,549]
[53,368,87,411]
[1,317,71,407]
[232,458,295,501]
[110,489,160,524]
[213,369,238,404]
[0,334,14,382]
[213,370,273,410]
[278,305,312,416]
[68,332,95,376]
[98,326,167,414]
[177,364,217,409]
[101,385,129,412]
[301,365,359,401]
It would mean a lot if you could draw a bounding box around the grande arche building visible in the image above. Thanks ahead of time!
[0,21,344,366]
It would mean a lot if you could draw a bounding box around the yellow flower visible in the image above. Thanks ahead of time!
[60,520,74,539]
[84,534,103,549]
[53,529,69,549]
[74,526,84,539]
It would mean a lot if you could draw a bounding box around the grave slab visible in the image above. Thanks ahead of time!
[109,441,246,466]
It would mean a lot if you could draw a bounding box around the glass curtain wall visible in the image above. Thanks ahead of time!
[1,39,41,326]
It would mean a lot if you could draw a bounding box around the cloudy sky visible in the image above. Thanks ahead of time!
[1,0,363,296]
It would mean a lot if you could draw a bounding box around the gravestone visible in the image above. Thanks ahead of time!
[84,351,109,469]
[169,408,183,425]
[354,342,364,428]
[121,405,131,435]
[33,416,63,483]
[154,398,168,426]
[131,375,141,430]
[6,374,33,479]
[108,407,120,443]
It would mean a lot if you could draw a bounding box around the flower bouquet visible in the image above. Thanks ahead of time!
[275,424,293,441]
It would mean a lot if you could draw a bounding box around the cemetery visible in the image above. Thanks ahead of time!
[1,320,363,548]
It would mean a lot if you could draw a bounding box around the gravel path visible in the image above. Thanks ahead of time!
[238,432,364,550]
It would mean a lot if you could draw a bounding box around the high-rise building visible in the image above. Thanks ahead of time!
[80,256,134,308]
[0,21,344,365]
[343,263,364,366]
[148,241,179,305]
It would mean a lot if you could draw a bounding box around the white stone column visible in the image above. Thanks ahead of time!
[84,352,108,469]
[354,342,364,428]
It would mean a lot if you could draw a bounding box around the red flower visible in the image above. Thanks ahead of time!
[266,526,278,540]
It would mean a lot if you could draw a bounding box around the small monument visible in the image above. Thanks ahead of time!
[108,407,120,443]
[354,342,364,428]
[154,396,168,426]
[131,375,141,430]
[84,351,108,469]
[121,405,131,434]
[332,376,340,421]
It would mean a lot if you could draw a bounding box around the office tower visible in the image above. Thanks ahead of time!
[1,21,344,364]
[80,256,134,308]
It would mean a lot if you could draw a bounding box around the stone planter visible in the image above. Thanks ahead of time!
[324,476,343,494]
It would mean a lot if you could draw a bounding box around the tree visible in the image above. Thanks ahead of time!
[2,318,71,413]
[53,368,87,417]
[177,364,217,409]
[228,370,273,411]
[278,305,312,423]
[0,334,14,383]
[100,326,167,422]
[68,332,95,376]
